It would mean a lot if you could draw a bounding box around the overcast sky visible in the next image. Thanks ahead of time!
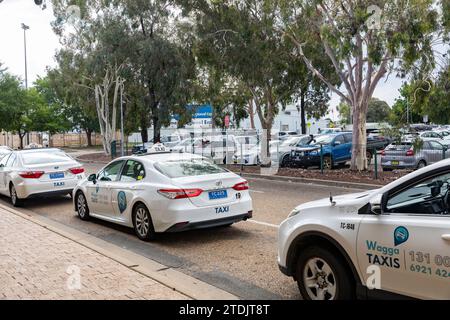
[0,0,444,121]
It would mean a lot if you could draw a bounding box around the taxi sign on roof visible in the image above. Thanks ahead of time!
[147,143,169,154]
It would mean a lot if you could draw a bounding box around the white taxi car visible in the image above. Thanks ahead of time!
[278,159,450,300]
[73,145,253,241]
[0,148,86,206]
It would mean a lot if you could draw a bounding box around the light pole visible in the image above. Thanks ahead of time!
[21,23,29,89]
[120,80,125,156]
[21,23,30,146]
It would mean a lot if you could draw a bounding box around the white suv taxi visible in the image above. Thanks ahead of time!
[278,159,450,300]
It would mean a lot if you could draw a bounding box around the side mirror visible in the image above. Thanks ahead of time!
[369,194,383,215]
[88,173,97,184]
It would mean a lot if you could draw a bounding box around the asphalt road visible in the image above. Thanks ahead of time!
[0,161,362,300]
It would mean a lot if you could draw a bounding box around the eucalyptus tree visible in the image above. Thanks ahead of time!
[281,0,441,170]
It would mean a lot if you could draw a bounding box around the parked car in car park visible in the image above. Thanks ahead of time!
[277,131,300,141]
[290,133,353,169]
[270,135,314,167]
[73,144,253,241]
[381,140,449,171]
[278,159,450,300]
[0,148,85,206]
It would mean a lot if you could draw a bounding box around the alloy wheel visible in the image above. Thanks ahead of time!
[303,257,337,300]
[135,207,150,237]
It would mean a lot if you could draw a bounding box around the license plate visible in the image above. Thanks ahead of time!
[391,161,399,166]
[50,172,65,179]
[209,190,228,200]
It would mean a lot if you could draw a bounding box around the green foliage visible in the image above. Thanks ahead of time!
[366,98,390,123]
[337,101,351,125]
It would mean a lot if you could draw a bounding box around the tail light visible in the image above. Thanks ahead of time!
[406,150,415,156]
[69,167,85,175]
[381,150,386,156]
[19,171,44,179]
[233,181,249,191]
[157,188,203,200]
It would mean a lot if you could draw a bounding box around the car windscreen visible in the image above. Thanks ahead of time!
[311,135,334,145]
[154,159,228,178]
[21,151,73,165]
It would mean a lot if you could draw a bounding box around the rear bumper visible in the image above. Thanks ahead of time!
[15,177,82,199]
[165,211,253,232]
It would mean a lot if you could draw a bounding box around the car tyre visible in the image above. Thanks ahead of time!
[322,156,333,170]
[10,184,23,207]
[296,246,354,300]
[132,203,156,241]
[76,191,90,221]
[417,160,426,169]
[281,155,290,168]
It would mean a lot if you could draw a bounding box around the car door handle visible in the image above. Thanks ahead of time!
[442,234,450,241]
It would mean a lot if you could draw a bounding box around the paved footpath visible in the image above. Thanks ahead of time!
[0,207,188,300]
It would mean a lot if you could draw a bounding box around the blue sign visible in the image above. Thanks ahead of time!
[118,191,127,214]
[172,104,212,120]
[394,226,409,246]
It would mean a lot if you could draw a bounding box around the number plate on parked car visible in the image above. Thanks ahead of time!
[209,190,228,200]
[50,173,65,179]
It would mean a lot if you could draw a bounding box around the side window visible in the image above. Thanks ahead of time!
[0,154,11,167]
[344,134,352,143]
[6,154,16,167]
[97,160,125,182]
[120,160,145,182]
[334,135,345,145]
[386,171,450,215]
[429,141,444,150]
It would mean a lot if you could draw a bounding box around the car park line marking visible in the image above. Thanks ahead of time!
[250,190,265,194]
[248,219,279,229]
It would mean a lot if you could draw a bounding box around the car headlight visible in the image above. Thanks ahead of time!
[288,208,301,218]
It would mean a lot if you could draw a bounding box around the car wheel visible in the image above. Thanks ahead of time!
[76,192,90,221]
[322,156,333,170]
[296,246,354,300]
[10,184,22,207]
[281,155,290,168]
[133,203,156,241]
[417,160,426,169]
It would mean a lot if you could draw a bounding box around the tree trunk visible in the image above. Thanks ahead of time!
[140,115,148,143]
[300,91,307,135]
[86,129,92,147]
[19,132,25,149]
[350,103,368,171]
[248,99,255,130]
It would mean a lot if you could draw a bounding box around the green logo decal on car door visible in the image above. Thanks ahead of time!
[118,191,127,214]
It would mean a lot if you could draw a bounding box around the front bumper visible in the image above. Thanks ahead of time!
[290,154,321,167]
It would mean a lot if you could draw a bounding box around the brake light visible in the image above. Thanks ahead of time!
[157,188,203,199]
[406,150,415,156]
[19,171,44,179]
[69,167,85,175]
[381,150,386,156]
[233,181,249,191]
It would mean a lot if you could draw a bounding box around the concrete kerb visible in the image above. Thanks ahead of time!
[0,203,238,300]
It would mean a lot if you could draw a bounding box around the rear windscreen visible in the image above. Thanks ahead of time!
[21,152,73,165]
[387,143,412,150]
[154,159,227,178]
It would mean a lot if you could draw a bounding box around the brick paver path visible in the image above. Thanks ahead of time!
[0,208,187,300]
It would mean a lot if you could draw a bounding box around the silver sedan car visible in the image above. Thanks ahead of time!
[0,146,12,160]
[381,140,450,171]
[0,148,86,206]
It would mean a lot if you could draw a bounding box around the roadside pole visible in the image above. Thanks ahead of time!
[320,144,324,174]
